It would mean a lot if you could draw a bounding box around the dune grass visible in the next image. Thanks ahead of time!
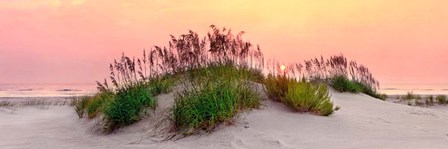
[264,74,294,102]
[264,74,338,116]
[330,75,386,100]
[436,95,447,104]
[404,92,416,100]
[172,64,261,134]
[284,80,336,116]
[0,100,14,107]
[331,75,362,93]
[71,25,393,136]
[102,82,157,132]
[86,92,114,119]
[72,96,91,118]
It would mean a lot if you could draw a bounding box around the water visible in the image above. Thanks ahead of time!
[0,84,97,97]
[379,84,448,95]
[0,83,447,97]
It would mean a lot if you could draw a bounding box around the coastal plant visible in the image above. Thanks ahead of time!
[264,74,294,102]
[86,92,114,119]
[331,75,362,93]
[0,100,14,107]
[266,54,382,100]
[102,82,157,133]
[148,76,176,95]
[283,80,337,116]
[404,92,416,100]
[436,95,447,104]
[427,95,435,104]
[416,95,422,100]
[72,96,92,118]
[79,25,265,134]
[172,65,260,134]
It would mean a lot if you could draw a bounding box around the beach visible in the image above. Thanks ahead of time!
[1,90,448,149]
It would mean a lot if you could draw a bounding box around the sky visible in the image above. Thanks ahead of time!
[1,0,447,85]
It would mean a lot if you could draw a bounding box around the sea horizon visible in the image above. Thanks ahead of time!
[1,83,447,98]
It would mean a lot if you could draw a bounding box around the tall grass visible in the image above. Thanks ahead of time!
[71,96,91,118]
[173,76,259,134]
[404,92,416,100]
[103,83,156,132]
[267,55,383,100]
[74,25,264,134]
[436,95,447,104]
[284,80,335,116]
[264,74,295,102]
[86,92,114,119]
[331,75,362,93]
[0,100,14,107]
[264,74,338,116]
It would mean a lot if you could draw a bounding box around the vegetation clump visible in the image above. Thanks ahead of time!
[404,92,416,100]
[264,74,294,102]
[331,75,362,93]
[103,83,156,131]
[436,95,447,104]
[172,67,260,134]
[284,80,336,116]
[266,55,384,100]
[0,100,14,107]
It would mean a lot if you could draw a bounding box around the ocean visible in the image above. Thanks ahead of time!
[0,84,97,97]
[379,83,448,95]
[0,83,447,97]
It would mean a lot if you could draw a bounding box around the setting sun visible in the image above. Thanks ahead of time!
[280,65,286,71]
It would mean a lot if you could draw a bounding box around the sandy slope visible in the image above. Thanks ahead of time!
[1,91,448,149]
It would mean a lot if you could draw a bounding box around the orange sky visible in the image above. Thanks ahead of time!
[1,0,447,84]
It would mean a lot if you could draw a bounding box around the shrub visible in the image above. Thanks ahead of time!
[436,95,447,104]
[172,66,260,134]
[283,80,336,116]
[416,95,422,100]
[404,92,416,100]
[0,100,14,107]
[428,95,434,102]
[331,75,362,93]
[264,74,294,102]
[72,96,91,118]
[86,92,114,119]
[377,94,388,101]
[103,83,157,133]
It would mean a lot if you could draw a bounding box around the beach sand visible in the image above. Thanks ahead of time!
[1,91,448,149]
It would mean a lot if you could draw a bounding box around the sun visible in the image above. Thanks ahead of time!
[280,65,286,71]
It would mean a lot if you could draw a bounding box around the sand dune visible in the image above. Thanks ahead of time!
[1,91,448,149]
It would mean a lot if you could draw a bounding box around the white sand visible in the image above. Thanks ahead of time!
[1,91,448,149]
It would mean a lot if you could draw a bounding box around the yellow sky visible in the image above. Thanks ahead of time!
[1,0,447,84]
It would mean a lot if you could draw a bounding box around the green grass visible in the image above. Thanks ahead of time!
[149,76,176,95]
[331,75,362,93]
[72,81,165,133]
[283,80,336,116]
[102,82,157,133]
[436,95,447,104]
[330,75,386,100]
[172,65,260,134]
[86,92,114,119]
[72,96,91,118]
[264,74,294,102]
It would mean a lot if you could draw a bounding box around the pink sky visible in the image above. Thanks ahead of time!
[1,0,447,85]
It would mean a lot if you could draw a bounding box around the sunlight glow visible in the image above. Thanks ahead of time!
[280,65,286,71]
